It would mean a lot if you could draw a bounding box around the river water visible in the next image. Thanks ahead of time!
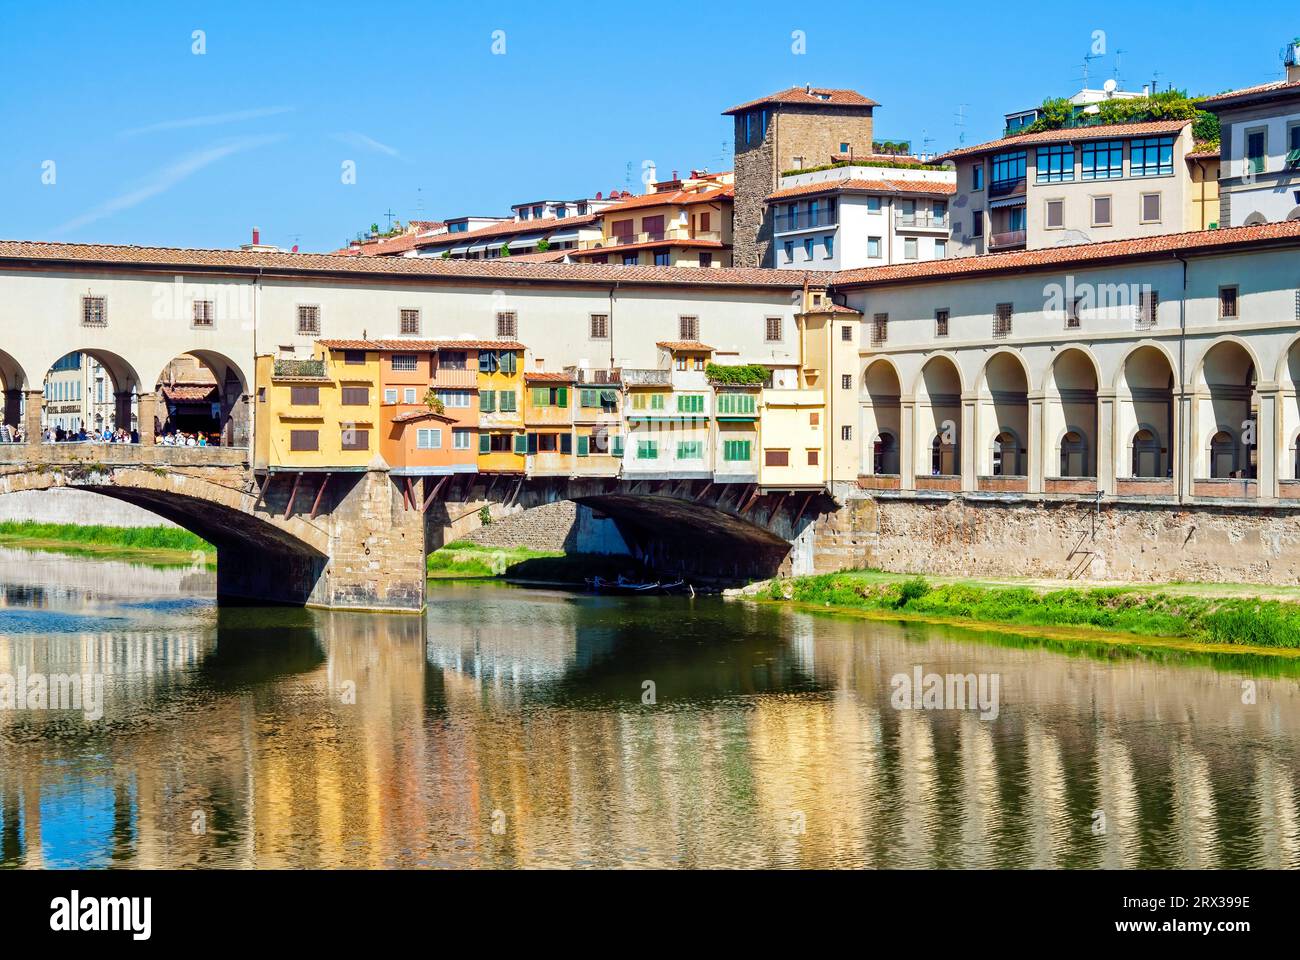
[0,545,1297,869]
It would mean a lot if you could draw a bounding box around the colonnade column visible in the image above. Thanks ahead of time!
[1096,390,1116,495]
[137,392,158,445]
[1176,389,1193,501]
[960,395,977,492]
[899,398,915,490]
[1027,392,1044,493]
[23,389,42,446]
[1256,385,1280,499]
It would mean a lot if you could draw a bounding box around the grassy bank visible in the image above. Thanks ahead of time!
[761,570,1300,651]
[427,541,651,583]
[0,520,215,565]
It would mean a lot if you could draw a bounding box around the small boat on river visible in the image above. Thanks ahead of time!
[586,575,689,594]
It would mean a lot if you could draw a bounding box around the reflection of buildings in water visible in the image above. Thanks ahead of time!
[1094,726,1141,869]
[1170,743,1219,869]
[958,713,1002,867]
[1022,719,1070,868]
[0,547,216,607]
[1254,753,1300,868]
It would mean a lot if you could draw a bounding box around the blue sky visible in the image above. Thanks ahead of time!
[1,1,1295,252]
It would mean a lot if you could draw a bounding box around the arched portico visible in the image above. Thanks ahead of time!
[977,351,1030,484]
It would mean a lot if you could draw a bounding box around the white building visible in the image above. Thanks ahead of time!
[1202,43,1300,226]
[767,163,956,270]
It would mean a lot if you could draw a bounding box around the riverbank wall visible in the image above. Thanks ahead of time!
[804,491,1300,585]
[458,500,630,556]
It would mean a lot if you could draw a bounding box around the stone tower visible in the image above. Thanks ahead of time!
[725,86,877,268]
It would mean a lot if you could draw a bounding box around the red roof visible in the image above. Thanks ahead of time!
[1201,78,1300,110]
[723,86,878,115]
[524,371,576,383]
[160,383,217,401]
[598,185,733,214]
[936,119,1191,162]
[656,341,715,352]
[392,410,457,424]
[834,220,1300,288]
[767,178,956,201]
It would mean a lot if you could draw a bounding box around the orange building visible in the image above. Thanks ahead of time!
[320,339,482,478]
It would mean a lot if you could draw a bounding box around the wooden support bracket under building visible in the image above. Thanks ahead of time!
[310,473,331,520]
[283,472,302,520]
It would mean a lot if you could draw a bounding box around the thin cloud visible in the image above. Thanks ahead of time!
[120,106,294,138]
[334,131,404,160]
[53,135,283,235]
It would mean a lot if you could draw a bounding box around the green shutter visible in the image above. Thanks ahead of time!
[581,389,598,408]
[612,435,624,457]
[527,433,538,454]
[480,390,495,413]
[650,394,664,411]
[577,435,589,457]
[561,433,572,454]
[479,432,490,453]
[513,433,527,454]
[556,386,568,408]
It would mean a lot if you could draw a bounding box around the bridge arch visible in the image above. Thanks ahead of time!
[37,348,144,440]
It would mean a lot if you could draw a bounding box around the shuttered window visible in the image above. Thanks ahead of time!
[341,386,369,406]
[290,430,318,451]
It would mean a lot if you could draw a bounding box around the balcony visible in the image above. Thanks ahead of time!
[273,358,327,379]
[429,368,477,388]
[895,212,949,231]
[773,210,838,233]
[621,368,672,386]
[988,177,1026,199]
[566,366,623,385]
[988,230,1027,251]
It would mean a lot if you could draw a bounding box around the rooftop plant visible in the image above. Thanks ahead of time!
[706,362,769,385]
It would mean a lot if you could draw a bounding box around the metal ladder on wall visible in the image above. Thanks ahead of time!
[1064,491,1104,579]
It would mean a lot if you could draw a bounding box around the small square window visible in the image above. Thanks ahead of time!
[679,316,699,341]
[841,374,852,390]
[1091,196,1112,227]
[1219,286,1239,320]
[1141,192,1162,224]
[496,311,517,339]
[1045,199,1064,229]
[297,305,320,335]
[590,314,609,339]
[192,299,214,327]
[765,317,783,342]
[935,309,950,337]
[400,308,420,335]
[82,296,107,327]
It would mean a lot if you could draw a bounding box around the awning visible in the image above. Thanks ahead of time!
[988,195,1027,210]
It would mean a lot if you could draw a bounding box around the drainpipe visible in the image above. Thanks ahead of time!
[607,281,618,370]
[1175,251,1188,502]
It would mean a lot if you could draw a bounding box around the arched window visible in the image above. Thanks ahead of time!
[1209,431,1236,479]
[1059,431,1087,477]
[992,431,1020,476]
[931,435,957,476]
[873,432,898,475]
[1131,429,1161,478]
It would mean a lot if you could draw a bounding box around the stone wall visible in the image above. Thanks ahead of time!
[460,500,630,555]
[811,493,1300,584]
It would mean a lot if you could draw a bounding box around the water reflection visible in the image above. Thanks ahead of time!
[0,554,1297,868]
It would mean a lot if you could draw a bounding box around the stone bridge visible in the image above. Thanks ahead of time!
[0,444,849,610]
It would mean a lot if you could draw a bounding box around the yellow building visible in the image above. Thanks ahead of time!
[523,372,575,476]
[758,389,826,488]
[254,344,380,470]
[570,173,734,268]
[1186,145,1221,230]
[567,368,623,477]
[477,342,526,473]
[794,288,861,483]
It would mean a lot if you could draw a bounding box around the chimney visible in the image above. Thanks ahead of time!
[1288,39,1300,82]
[252,226,261,246]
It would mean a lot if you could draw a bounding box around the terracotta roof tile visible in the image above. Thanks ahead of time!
[935,119,1191,162]
[597,185,733,214]
[524,371,576,383]
[0,240,814,289]
[656,341,715,352]
[766,178,956,201]
[833,220,1300,287]
[1201,79,1300,109]
[723,86,878,115]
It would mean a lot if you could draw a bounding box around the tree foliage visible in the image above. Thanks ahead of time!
[1016,90,1219,147]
